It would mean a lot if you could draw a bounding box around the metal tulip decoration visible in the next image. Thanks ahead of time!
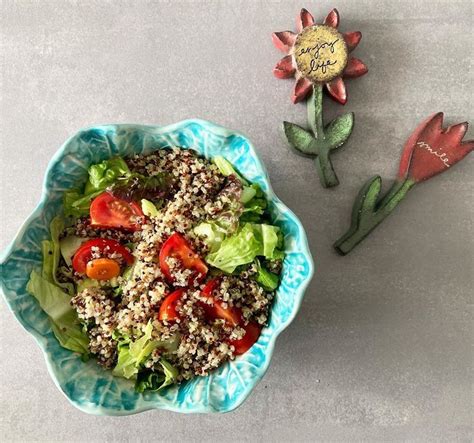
[334,113,473,255]
[272,8,368,187]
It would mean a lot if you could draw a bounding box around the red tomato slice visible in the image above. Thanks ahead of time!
[72,238,134,274]
[158,289,185,322]
[201,278,242,327]
[159,233,208,285]
[229,321,261,355]
[90,192,143,231]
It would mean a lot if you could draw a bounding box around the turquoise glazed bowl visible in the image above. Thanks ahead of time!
[0,120,314,415]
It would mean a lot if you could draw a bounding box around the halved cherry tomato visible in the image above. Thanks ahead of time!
[201,278,261,354]
[158,289,185,322]
[201,278,242,327]
[90,192,143,231]
[72,238,134,274]
[229,322,261,355]
[86,258,120,280]
[159,233,208,285]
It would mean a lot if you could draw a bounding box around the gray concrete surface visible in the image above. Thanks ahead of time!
[1,0,472,441]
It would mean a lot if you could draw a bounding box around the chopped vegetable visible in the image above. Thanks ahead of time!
[159,233,208,285]
[229,321,261,355]
[72,238,134,274]
[108,173,172,203]
[205,223,280,273]
[135,359,179,393]
[201,278,242,326]
[27,271,89,355]
[86,157,130,193]
[112,322,178,380]
[254,259,279,291]
[86,258,121,280]
[41,217,75,295]
[158,289,185,322]
[64,157,131,217]
[60,235,88,267]
[194,222,226,252]
[90,192,143,231]
[141,199,160,217]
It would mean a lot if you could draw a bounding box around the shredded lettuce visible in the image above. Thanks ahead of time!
[135,359,179,393]
[59,235,86,266]
[141,199,159,217]
[64,157,131,216]
[112,322,179,380]
[240,184,268,223]
[241,186,257,204]
[194,222,227,252]
[27,217,89,355]
[86,157,130,193]
[213,156,247,184]
[254,259,279,291]
[205,223,280,273]
[213,155,260,202]
[41,217,74,295]
[27,270,89,355]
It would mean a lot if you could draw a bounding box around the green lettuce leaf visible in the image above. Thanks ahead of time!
[141,199,159,217]
[239,183,269,224]
[112,322,179,380]
[213,156,247,184]
[194,222,227,252]
[86,157,130,193]
[27,270,89,355]
[135,359,179,393]
[254,259,279,291]
[64,157,131,216]
[205,223,280,273]
[42,217,74,295]
[59,235,87,266]
[213,155,260,201]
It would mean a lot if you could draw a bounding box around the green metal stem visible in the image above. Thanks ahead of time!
[308,83,324,138]
[315,148,339,188]
[308,84,340,188]
[334,179,416,255]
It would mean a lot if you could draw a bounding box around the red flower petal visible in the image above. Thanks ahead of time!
[272,31,297,53]
[450,140,474,164]
[324,8,340,28]
[443,122,468,146]
[292,77,313,104]
[326,77,347,105]
[296,8,314,32]
[273,55,296,79]
[343,31,362,52]
[344,57,368,78]
[400,113,473,183]
[398,113,443,179]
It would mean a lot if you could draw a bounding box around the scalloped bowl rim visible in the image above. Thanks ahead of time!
[0,118,314,415]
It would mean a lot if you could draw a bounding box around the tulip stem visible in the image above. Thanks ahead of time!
[334,178,416,255]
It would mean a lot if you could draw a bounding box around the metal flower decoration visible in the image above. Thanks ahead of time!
[334,113,473,255]
[272,8,368,188]
[272,8,368,104]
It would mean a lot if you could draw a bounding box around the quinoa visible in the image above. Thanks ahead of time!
[66,148,281,385]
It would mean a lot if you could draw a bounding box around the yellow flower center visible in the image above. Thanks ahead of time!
[294,25,348,83]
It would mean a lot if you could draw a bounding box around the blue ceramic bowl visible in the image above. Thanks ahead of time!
[0,120,314,415]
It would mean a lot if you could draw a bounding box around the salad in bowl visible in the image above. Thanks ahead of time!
[0,120,313,414]
[30,149,285,392]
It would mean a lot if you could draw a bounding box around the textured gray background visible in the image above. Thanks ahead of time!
[1,0,473,441]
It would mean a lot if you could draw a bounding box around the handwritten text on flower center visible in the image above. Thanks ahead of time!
[298,39,339,74]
